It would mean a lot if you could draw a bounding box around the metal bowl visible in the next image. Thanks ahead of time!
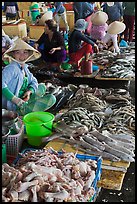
[2,109,18,127]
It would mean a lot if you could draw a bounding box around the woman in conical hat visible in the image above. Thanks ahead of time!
[90,11,108,41]
[102,21,126,53]
[2,38,45,112]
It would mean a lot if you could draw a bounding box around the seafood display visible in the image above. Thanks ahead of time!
[92,46,135,79]
[2,148,99,202]
[52,84,135,162]
[98,59,135,79]
[60,107,105,131]
[92,50,117,66]
[102,104,135,133]
[51,126,135,162]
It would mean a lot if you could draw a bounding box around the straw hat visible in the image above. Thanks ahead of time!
[107,2,114,7]
[91,11,108,26]
[74,19,88,31]
[2,29,6,36]
[4,38,41,63]
[107,21,126,35]
[38,11,53,25]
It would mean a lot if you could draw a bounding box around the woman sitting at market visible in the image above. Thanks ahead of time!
[2,38,46,112]
[68,19,99,68]
[33,19,66,71]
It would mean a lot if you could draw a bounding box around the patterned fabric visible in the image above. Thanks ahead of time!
[90,23,108,40]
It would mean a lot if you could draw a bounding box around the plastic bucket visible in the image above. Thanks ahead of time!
[23,112,54,146]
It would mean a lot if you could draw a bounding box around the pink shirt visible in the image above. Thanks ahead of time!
[90,23,108,40]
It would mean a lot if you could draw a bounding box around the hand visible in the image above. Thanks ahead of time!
[33,43,39,50]
[94,44,99,53]
[49,48,56,54]
[12,96,25,107]
[22,90,32,102]
[53,12,57,17]
[120,17,123,22]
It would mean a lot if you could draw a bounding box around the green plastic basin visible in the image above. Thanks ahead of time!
[23,111,54,146]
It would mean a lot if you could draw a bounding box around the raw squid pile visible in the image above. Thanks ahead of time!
[2,148,98,202]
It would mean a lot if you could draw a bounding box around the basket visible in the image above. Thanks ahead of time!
[13,148,102,201]
[6,123,24,156]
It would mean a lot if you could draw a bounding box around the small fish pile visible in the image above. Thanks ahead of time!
[92,50,117,66]
[61,107,105,131]
[102,104,135,133]
[2,148,97,202]
[100,58,135,79]
[67,90,107,112]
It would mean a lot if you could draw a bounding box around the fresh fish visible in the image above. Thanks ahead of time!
[83,135,105,151]
[109,138,135,150]
[102,142,135,162]
[106,141,135,157]
[101,130,135,149]
[90,129,117,143]
[76,146,120,162]
[109,133,135,141]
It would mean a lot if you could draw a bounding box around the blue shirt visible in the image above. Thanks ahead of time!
[2,61,38,111]
[103,2,123,22]
[68,30,96,53]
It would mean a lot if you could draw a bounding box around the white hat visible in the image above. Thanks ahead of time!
[74,19,88,31]
[107,21,126,35]
[38,11,53,25]
[2,29,6,36]
[4,38,41,63]
[91,11,108,26]
[107,2,114,7]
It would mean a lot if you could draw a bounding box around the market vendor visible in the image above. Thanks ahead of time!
[33,19,66,70]
[2,38,46,112]
[101,21,126,53]
[90,11,108,41]
[68,19,99,68]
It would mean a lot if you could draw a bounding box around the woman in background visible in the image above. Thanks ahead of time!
[68,19,99,67]
[3,2,20,20]
[29,2,40,24]
[123,2,135,43]
[34,19,66,70]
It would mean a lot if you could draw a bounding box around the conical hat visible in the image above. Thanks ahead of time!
[91,11,108,25]
[2,29,6,36]
[107,21,126,35]
[107,2,114,7]
[38,11,53,25]
[4,38,41,63]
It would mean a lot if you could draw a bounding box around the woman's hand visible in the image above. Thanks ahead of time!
[49,48,56,54]
[94,44,99,53]
[33,43,39,50]
[22,90,32,102]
